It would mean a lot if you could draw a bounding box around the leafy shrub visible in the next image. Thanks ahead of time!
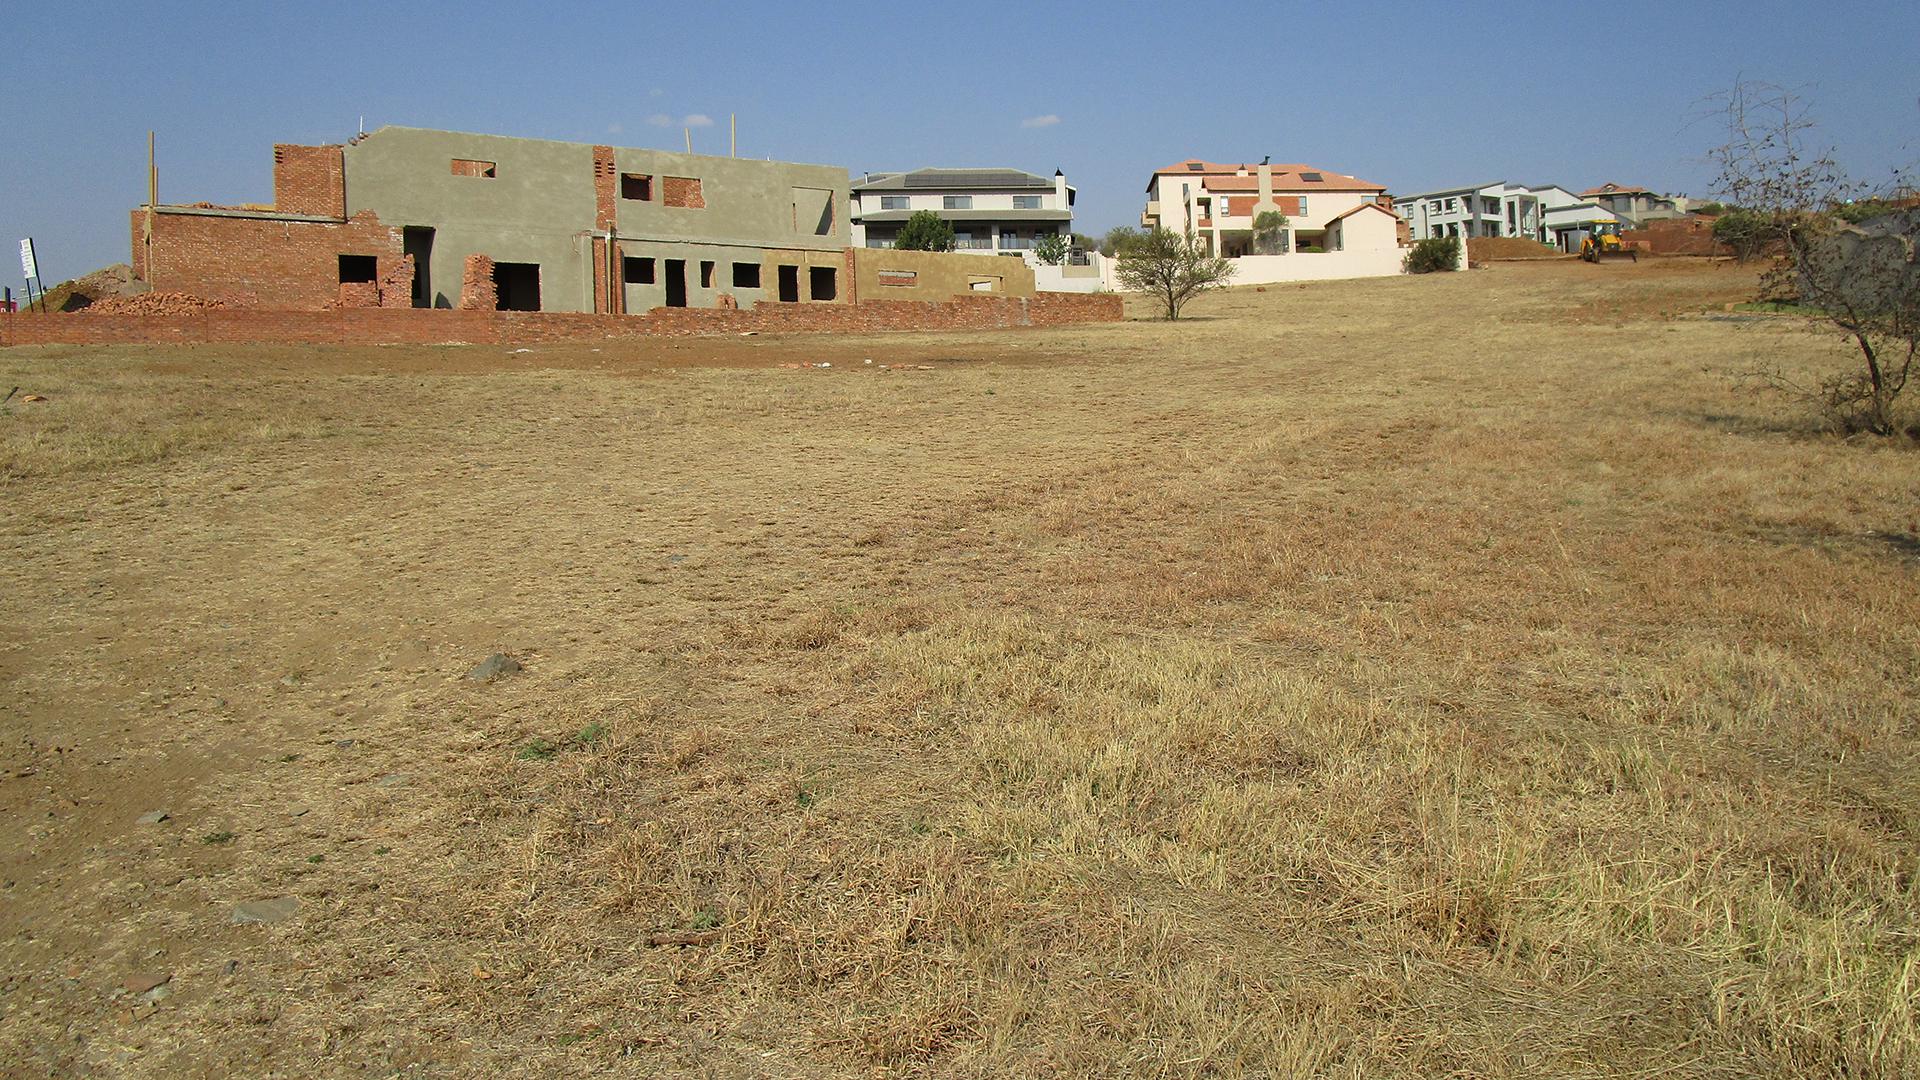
[1403,237,1459,274]
[894,211,955,252]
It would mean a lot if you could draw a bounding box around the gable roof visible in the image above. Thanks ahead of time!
[1147,159,1384,193]
[1581,182,1654,197]
[1325,201,1404,224]
[855,167,1058,192]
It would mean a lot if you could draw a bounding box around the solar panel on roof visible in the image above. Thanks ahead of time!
[1300,172,1324,182]
[1187,163,1205,171]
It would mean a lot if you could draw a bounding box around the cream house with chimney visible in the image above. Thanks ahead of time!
[849,168,1074,256]
[1135,158,1407,283]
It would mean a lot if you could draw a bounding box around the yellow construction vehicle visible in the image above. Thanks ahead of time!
[1580,220,1638,262]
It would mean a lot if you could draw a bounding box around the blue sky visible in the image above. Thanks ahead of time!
[4,1,1915,286]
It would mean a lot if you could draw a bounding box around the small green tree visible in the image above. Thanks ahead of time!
[1711,208,1776,262]
[1114,227,1235,320]
[1402,236,1459,274]
[893,210,955,252]
[1033,232,1069,266]
[1101,225,1145,258]
[1252,211,1290,254]
[1070,232,1098,253]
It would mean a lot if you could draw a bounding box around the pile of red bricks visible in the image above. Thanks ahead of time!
[82,292,230,316]
[3,292,1123,348]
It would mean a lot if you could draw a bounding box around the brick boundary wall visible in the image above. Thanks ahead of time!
[0,293,1122,348]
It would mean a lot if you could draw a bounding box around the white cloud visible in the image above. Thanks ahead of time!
[1020,114,1061,129]
[645,113,674,127]
[683,114,714,128]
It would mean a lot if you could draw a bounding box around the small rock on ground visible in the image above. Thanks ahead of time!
[135,810,170,826]
[230,896,300,925]
[466,653,522,682]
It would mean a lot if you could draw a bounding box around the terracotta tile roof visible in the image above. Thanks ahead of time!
[1325,202,1404,224]
[1153,160,1384,193]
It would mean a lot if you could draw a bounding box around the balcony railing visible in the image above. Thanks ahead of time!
[952,237,994,250]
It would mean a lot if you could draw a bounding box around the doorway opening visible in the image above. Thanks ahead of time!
[492,262,541,311]
[664,259,687,307]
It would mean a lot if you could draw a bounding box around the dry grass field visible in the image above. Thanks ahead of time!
[2,259,1917,1078]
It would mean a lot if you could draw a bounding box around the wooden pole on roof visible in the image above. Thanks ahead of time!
[730,114,736,158]
[684,127,692,154]
[145,131,156,284]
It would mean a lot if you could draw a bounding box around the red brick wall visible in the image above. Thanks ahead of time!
[663,176,705,209]
[461,255,497,310]
[273,145,346,218]
[2,293,1122,348]
[129,208,403,309]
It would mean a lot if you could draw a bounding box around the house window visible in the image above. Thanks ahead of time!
[621,173,652,200]
[1429,200,1441,214]
[1444,198,1457,211]
[732,262,761,289]
[880,195,909,210]
[700,261,715,289]
[338,254,377,283]
[1298,197,1308,217]
[943,195,972,209]
[623,257,655,284]
[1013,195,1042,209]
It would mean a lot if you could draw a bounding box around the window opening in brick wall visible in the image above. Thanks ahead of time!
[663,177,704,208]
[808,265,836,301]
[664,259,687,307]
[732,262,761,289]
[777,264,800,302]
[492,262,541,311]
[338,254,378,283]
[700,261,715,289]
[621,173,652,200]
[968,276,1000,292]
[877,269,917,286]
[451,159,496,178]
[623,257,655,284]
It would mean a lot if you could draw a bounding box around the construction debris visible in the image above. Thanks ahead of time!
[84,292,230,316]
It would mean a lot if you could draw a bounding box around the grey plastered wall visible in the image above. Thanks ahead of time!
[344,127,597,310]
[616,244,845,312]
[343,127,853,312]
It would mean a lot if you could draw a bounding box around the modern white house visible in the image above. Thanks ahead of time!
[1531,185,1625,252]
[1393,182,1546,240]
[1135,158,1406,283]
[849,168,1074,256]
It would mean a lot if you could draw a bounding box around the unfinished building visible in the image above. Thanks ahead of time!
[131,126,854,313]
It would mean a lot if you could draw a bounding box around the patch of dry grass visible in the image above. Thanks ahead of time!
[2,260,1916,1077]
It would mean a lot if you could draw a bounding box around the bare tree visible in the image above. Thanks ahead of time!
[1710,80,1919,436]
[1115,227,1236,320]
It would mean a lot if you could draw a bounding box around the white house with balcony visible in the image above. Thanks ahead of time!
[1394,181,1548,241]
[849,168,1074,256]
[1133,158,1406,284]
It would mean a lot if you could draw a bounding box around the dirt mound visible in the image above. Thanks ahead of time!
[35,264,141,312]
[83,291,228,316]
[1468,237,1565,260]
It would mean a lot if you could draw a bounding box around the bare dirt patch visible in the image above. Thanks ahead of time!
[3,259,1916,1078]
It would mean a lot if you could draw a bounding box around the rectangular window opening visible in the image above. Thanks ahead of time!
[731,262,761,289]
[623,256,655,284]
[700,261,715,289]
[879,195,909,210]
[808,265,836,302]
[338,254,378,283]
[777,264,800,302]
[943,195,972,210]
[877,269,917,287]
[792,187,834,236]
[620,173,652,200]
[1013,195,1042,209]
[451,158,496,178]
[492,262,541,311]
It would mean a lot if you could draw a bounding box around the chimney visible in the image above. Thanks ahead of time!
[1256,159,1274,210]
[1054,168,1067,207]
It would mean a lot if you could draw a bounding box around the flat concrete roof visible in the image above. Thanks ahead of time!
[152,205,341,223]
[854,209,1071,224]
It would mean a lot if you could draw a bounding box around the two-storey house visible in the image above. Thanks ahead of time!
[849,168,1074,256]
